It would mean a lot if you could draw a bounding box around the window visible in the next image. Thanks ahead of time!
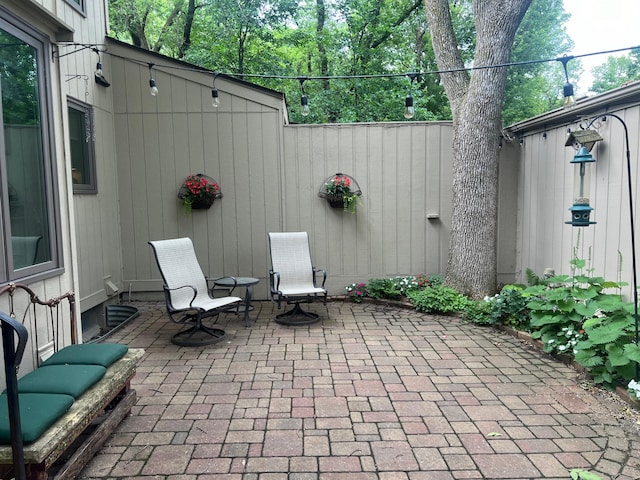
[0,11,61,279]
[64,0,86,15]
[68,98,97,193]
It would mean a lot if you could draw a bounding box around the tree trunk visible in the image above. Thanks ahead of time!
[424,0,532,299]
[177,0,197,58]
[316,0,329,90]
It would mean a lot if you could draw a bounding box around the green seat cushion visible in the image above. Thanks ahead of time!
[41,343,128,368]
[0,393,74,444]
[15,365,106,398]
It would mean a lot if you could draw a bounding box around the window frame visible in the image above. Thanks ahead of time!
[0,8,63,283]
[67,97,98,194]
[64,0,86,16]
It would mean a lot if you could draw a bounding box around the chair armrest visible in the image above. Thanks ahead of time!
[209,276,238,296]
[313,267,327,288]
[163,284,197,311]
[269,269,281,292]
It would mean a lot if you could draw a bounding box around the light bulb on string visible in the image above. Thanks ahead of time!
[298,77,310,117]
[148,63,158,96]
[211,73,220,108]
[558,56,576,109]
[404,72,419,120]
[211,88,220,107]
[93,49,110,87]
[404,95,415,119]
[301,94,310,116]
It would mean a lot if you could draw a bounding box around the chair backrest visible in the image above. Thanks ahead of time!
[268,232,315,289]
[148,238,210,310]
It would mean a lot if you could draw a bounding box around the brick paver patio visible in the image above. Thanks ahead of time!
[80,301,640,479]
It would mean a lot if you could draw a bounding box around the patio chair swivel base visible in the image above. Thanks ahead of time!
[171,319,227,347]
[275,302,321,326]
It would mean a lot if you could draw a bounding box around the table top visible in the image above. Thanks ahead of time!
[213,276,259,287]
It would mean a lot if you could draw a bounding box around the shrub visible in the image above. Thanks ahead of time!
[407,285,470,314]
[524,258,640,388]
[365,278,403,300]
[462,300,493,324]
[486,285,531,330]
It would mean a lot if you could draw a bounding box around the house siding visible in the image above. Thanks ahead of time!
[513,99,640,300]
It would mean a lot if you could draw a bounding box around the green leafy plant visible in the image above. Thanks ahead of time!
[462,300,493,324]
[407,285,470,314]
[426,274,444,287]
[366,278,402,300]
[524,258,639,388]
[483,285,531,329]
[569,469,603,480]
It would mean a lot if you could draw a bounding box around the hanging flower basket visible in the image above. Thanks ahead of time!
[190,196,216,210]
[318,173,362,213]
[177,174,223,215]
[326,194,345,208]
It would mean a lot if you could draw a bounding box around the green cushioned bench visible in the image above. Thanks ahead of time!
[0,283,145,480]
[0,347,145,480]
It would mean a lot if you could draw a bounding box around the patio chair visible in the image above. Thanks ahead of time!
[268,232,327,325]
[148,237,242,346]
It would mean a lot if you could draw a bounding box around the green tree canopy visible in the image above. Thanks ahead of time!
[590,48,640,93]
[107,0,575,124]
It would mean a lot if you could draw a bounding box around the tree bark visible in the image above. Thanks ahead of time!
[424,0,532,298]
[316,0,329,89]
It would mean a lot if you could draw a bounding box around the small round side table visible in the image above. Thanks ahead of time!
[213,277,259,327]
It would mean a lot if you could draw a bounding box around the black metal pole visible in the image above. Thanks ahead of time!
[587,114,639,378]
[0,313,28,480]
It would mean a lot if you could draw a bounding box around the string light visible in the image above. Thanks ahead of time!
[211,72,220,108]
[299,78,310,117]
[148,63,158,97]
[558,55,576,109]
[93,48,110,87]
[404,73,419,119]
[56,42,640,114]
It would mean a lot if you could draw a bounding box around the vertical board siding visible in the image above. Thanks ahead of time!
[516,105,640,300]
[107,44,518,299]
[282,122,459,292]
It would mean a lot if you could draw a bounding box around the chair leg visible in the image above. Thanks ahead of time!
[275,303,321,326]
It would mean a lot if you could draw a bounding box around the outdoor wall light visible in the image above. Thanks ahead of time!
[148,63,158,96]
[558,55,576,109]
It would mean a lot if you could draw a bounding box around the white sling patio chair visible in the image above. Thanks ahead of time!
[149,237,242,346]
[268,232,327,325]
